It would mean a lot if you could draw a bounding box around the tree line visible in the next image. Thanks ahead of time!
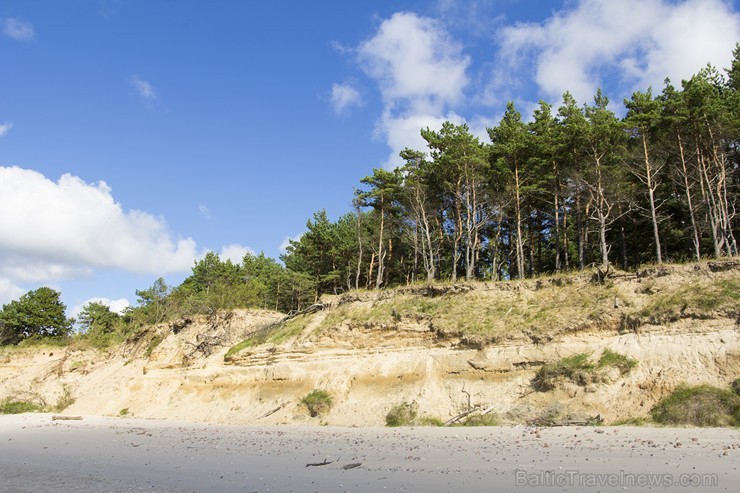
[284,51,738,295]
[1,48,737,345]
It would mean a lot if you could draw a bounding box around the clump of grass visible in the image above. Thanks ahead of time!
[416,415,444,427]
[52,384,75,412]
[119,407,130,416]
[0,398,43,414]
[650,384,740,427]
[301,389,333,417]
[533,353,593,391]
[454,413,499,426]
[143,334,164,358]
[732,378,740,396]
[597,349,638,374]
[534,350,639,391]
[225,316,309,361]
[639,278,739,323]
[386,401,418,427]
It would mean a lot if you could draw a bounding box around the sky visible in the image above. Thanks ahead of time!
[1,0,738,317]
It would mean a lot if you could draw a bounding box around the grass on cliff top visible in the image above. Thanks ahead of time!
[315,279,620,339]
[639,277,739,323]
[225,260,738,355]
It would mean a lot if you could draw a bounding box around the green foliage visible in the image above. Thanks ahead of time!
[143,334,164,358]
[534,349,639,391]
[0,287,73,345]
[77,301,120,335]
[533,353,594,390]
[732,378,740,396]
[301,389,333,417]
[77,302,123,348]
[385,401,418,427]
[417,416,444,427]
[52,384,75,412]
[119,407,130,416]
[650,384,740,427]
[640,277,739,323]
[610,417,649,426]
[0,398,43,414]
[597,349,638,374]
[224,315,309,361]
[454,413,499,427]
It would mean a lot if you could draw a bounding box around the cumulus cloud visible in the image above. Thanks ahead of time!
[2,17,35,41]
[495,0,740,104]
[70,297,131,319]
[219,244,254,264]
[0,279,24,306]
[129,75,158,105]
[330,83,363,115]
[0,167,199,289]
[356,12,471,166]
[0,122,12,138]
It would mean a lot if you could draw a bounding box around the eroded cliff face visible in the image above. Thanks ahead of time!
[1,261,738,426]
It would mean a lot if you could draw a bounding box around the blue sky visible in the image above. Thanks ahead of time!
[1,0,738,316]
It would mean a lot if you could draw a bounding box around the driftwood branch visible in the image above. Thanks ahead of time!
[52,415,83,421]
[443,406,481,426]
[259,402,288,419]
[306,457,339,467]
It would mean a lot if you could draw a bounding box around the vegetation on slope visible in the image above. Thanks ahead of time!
[651,384,740,427]
[1,47,738,350]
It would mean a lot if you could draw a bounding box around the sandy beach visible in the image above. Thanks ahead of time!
[0,414,737,492]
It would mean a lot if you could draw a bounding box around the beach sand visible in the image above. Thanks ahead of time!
[1,414,738,492]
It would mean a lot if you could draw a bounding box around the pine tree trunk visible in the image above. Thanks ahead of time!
[642,135,663,264]
[677,132,701,260]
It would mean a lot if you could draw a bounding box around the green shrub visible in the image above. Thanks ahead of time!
[533,353,593,391]
[385,401,418,427]
[598,349,638,374]
[301,390,333,417]
[731,378,740,396]
[650,385,740,427]
[119,408,130,416]
[0,398,43,414]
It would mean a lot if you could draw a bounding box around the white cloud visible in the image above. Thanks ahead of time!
[356,12,471,166]
[378,110,465,167]
[331,83,363,115]
[0,122,12,138]
[2,17,35,41]
[70,297,131,319]
[129,75,158,104]
[0,279,24,306]
[198,204,211,219]
[219,244,254,264]
[495,0,740,104]
[0,167,198,289]
[280,234,303,253]
[359,12,469,111]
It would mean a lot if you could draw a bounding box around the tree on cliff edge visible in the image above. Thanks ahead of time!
[0,287,73,345]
